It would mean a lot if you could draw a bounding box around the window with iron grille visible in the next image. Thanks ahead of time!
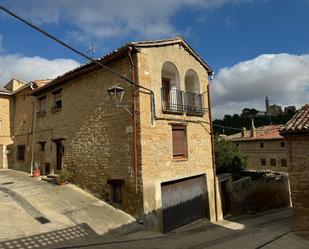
[270,158,276,166]
[261,159,266,166]
[17,145,25,161]
[52,89,62,110]
[172,125,188,160]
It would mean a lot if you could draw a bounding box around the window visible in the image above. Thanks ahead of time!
[38,96,46,112]
[260,142,264,148]
[270,158,276,166]
[236,143,239,148]
[37,96,46,117]
[52,89,62,111]
[38,141,46,152]
[261,159,266,166]
[281,142,285,148]
[17,145,26,161]
[172,125,187,160]
[281,159,287,167]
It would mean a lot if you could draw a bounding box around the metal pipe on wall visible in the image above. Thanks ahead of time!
[128,49,139,193]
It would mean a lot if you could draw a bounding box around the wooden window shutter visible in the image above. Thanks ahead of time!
[172,125,187,159]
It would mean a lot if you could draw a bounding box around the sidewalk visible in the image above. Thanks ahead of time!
[0,169,136,245]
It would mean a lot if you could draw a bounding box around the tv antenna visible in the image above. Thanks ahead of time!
[85,42,95,58]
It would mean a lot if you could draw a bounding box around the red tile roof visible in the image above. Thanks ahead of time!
[226,125,284,142]
[280,105,309,135]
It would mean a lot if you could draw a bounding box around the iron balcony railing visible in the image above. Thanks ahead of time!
[161,88,184,113]
[184,91,205,116]
[161,88,206,116]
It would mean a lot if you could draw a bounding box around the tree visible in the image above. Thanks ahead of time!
[215,139,248,177]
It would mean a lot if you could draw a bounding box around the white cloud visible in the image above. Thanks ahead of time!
[212,53,309,118]
[3,0,252,41]
[0,54,79,86]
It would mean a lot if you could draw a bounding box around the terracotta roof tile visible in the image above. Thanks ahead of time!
[226,125,284,141]
[281,105,309,134]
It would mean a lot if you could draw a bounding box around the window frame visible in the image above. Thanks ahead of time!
[270,158,276,166]
[281,159,287,167]
[171,124,188,160]
[261,159,267,166]
[38,96,46,112]
[38,141,46,152]
[260,142,264,148]
[52,89,62,111]
[281,142,285,148]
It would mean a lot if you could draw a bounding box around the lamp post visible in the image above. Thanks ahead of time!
[107,85,132,116]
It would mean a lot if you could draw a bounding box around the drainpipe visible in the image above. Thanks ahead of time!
[30,82,36,175]
[207,79,218,222]
[128,48,139,193]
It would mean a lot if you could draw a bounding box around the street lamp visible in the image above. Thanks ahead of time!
[107,85,132,116]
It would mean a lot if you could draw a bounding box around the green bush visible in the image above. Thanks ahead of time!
[215,139,248,177]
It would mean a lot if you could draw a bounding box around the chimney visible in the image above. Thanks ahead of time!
[251,118,256,138]
[241,127,247,137]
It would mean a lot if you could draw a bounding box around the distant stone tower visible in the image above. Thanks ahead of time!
[265,96,270,115]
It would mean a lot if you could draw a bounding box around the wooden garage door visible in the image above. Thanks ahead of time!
[161,175,207,233]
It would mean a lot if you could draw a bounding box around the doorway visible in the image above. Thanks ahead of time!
[55,141,63,172]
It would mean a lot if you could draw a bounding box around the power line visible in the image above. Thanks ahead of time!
[0,5,151,94]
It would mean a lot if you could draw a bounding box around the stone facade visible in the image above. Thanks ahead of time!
[284,136,309,234]
[281,105,309,235]
[136,44,216,229]
[225,125,288,172]
[1,38,217,232]
[0,92,14,169]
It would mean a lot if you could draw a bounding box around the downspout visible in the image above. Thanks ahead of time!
[207,78,218,221]
[128,48,139,193]
[30,83,36,175]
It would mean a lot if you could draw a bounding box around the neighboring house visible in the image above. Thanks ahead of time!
[2,37,218,232]
[225,123,288,172]
[280,105,309,235]
[0,79,49,170]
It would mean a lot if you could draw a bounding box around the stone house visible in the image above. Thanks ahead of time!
[0,79,48,170]
[225,123,288,172]
[1,37,218,232]
[280,105,309,235]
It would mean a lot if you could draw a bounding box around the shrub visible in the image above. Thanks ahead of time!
[215,139,248,177]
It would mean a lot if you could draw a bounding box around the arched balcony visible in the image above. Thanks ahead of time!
[184,70,205,116]
[161,62,184,113]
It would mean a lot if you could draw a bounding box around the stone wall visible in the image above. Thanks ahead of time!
[29,55,142,217]
[285,135,309,235]
[136,45,216,230]
[7,87,34,172]
[236,139,288,172]
[231,173,290,215]
[0,94,14,169]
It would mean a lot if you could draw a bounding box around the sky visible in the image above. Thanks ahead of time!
[0,0,309,118]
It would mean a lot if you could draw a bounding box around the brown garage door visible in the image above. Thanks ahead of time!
[161,175,208,233]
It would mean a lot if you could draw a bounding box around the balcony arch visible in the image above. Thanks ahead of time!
[161,62,183,113]
[184,69,204,116]
[185,69,200,94]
